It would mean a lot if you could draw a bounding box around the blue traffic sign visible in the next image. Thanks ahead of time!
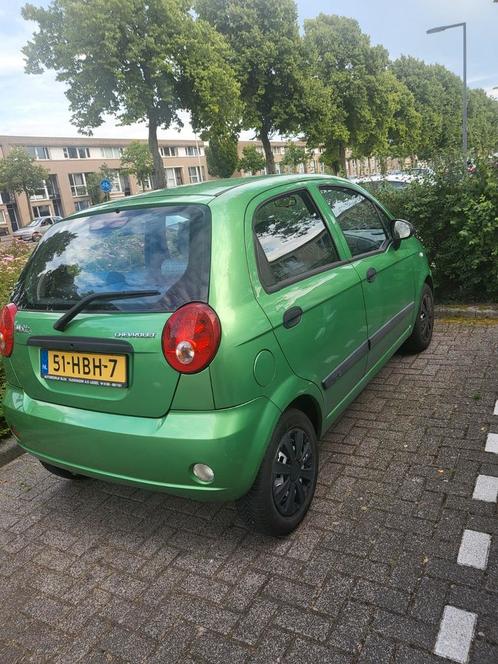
[100,178,112,193]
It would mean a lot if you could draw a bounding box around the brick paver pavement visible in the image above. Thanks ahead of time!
[0,320,497,663]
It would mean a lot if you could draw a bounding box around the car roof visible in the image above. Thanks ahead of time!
[67,174,351,219]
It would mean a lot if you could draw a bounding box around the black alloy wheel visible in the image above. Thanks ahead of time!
[418,290,434,344]
[272,427,315,517]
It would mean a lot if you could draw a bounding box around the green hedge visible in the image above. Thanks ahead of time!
[0,241,32,438]
[367,158,498,302]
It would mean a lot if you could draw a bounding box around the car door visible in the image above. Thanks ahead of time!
[319,185,416,369]
[245,184,369,420]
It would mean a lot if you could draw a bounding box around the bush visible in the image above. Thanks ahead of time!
[368,157,498,302]
[0,240,32,438]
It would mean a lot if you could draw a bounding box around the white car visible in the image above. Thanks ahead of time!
[12,215,62,242]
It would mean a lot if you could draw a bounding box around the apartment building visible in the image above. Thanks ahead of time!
[0,134,407,235]
[0,135,207,235]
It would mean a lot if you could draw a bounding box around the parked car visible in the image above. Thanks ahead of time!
[1,175,434,535]
[12,215,62,242]
[350,173,415,191]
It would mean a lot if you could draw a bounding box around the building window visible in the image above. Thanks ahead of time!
[32,204,51,217]
[0,209,6,225]
[165,167,183,188]
[25,146,50,160]
[74,200,91,211]
[143,175,152,190]
[100,146,123,159]
[160,146,178,157]
[68,173,88,197]
[188,166,203,184]
[109,170,122,192]
[30,180,50,201]
[185,146,200,156]
[63,146,90,159]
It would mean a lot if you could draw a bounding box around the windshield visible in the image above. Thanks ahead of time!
[13,205,211,313]
[27,217,44,227]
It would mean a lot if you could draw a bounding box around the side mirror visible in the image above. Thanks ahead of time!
[392,219,414,249]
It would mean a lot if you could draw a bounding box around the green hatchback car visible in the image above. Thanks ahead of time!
[1,174,434,535]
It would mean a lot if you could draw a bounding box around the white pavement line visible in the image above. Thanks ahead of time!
[494,400,498,416]
[485,432,498,454]
[472,475,498,503]
[434,605,477,663]
[457,529,491,570]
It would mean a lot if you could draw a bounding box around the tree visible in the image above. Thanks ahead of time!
[281,142,308,173]
[196,0,306,174]
[303,15,421,173]
[238,145,266,175]
[467,89,498,156]
[0,147,49,222]
[86,164,114,205]
[120,142,154,191]
[391,56,462,159]
[205,131,239,178]
[22,0,241,189]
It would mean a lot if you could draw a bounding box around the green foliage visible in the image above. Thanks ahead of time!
[120,142,154,191]
[370,156,498,302]
[22,0,241,188]
[0,241,32,438]
[303,15,421,173]
[205,132,239,178]
[85,164,115,205]
[0,147,49,221]
[238,145,266,175]
[196,0,306,173]
[392,56,464,159]
[281,142,307,173]
[467,88,498,156]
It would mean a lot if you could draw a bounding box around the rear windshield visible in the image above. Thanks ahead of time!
[13,205,211,313]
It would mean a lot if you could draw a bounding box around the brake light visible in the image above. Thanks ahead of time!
[162,303,221,374]
[0,303,17,357]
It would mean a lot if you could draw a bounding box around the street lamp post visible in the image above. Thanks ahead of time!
[427,22,467,164]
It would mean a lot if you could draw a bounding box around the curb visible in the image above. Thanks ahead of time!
[0,436,25,468]
[435,305,498,320]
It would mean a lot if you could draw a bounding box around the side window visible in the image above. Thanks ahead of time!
[320,187,389,257]
[253,190,340,289]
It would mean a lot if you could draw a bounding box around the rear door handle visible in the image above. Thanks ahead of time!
[366,267,377,283]
[283,306,303,329]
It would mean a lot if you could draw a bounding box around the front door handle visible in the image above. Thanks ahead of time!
[283,306,303,329]
[366,267,377,283]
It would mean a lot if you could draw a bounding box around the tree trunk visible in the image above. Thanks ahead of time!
[148,120,166,190]
[259,129,276,174]
[24,190,33,222]
[338,143,347,176]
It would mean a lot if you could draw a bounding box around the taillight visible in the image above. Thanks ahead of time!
[162,303,221,374]
[0,303,17,357]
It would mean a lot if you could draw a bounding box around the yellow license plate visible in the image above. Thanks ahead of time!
[41,349,128,388]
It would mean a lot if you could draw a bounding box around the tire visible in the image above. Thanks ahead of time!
[403,283,434,353]
[40,461,87,481]
[236,408,318,536]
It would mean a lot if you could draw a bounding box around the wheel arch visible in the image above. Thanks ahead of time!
[286,394,323,439]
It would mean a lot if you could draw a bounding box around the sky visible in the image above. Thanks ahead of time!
[0,0,497,140]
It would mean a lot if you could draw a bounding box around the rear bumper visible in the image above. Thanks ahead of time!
[3,385,281,501]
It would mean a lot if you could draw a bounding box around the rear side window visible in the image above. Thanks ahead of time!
[13,205,211,313]
[253,190,340,290]
[320,187,389,257]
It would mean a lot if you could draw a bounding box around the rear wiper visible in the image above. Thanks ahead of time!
[53,290,160,331]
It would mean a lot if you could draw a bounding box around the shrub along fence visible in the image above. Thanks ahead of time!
[0,241,32,438]
[368,157,498,303]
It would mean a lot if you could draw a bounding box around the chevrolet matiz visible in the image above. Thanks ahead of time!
[1,174,434,535]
